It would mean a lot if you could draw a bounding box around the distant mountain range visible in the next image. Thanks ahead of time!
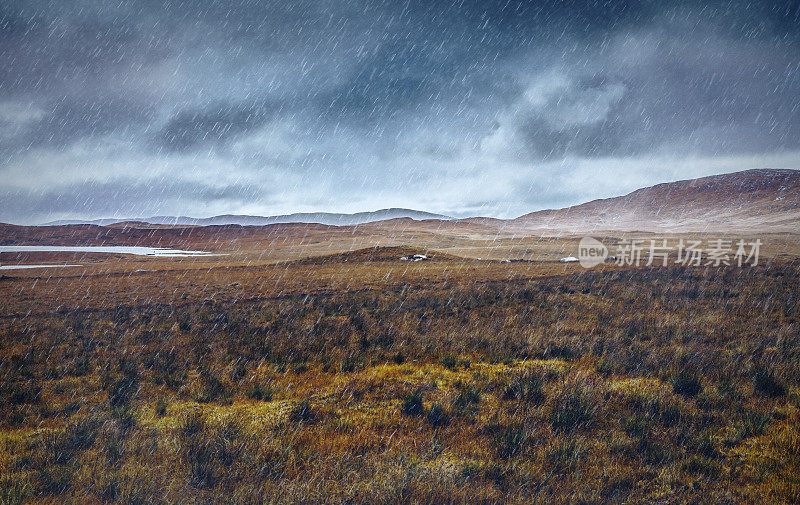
[34,169,800,233]
[510,168,800,232]
[43,208,452,227]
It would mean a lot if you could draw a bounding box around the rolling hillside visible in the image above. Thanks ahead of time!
[512,169,800,232]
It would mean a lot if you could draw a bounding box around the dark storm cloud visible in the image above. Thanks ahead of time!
[1,179,269,219]
[1,0,799,223]
[504,43,800,161]
[156,99,287,152]
[0,5,172,96]
[14,96,156,151]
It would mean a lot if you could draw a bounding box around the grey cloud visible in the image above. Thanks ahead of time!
[515,78,633,159]
[2,179,270,224]
[155,100,287,152]
[490,28,800,161]
[0,7,172,96]
[14,96,155,151]
[0,0,799,223]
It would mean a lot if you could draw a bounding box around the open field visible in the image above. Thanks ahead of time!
[3,0,799,500]
[1,226,799,504]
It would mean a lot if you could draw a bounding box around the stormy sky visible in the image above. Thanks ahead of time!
[1,0,799,224]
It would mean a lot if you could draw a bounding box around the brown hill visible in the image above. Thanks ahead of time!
[513,169,800,232]
[2,170,797,257]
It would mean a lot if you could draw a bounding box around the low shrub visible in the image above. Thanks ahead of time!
[193,368,231,404]
[68,357,90,377]
[340,354,363,373]
[639,438,673,465]
[546,440,581,471]
[452,385,481,411]
[179,411,248,488]
[28,415,101,482]
[181,409,205,438]
[6,382,41,405]
[246,383,273,402]
[494,424,526,459]
[440,354,458,370]
[426,403,449,427]
[111,406,136,432]
[61,416,102,454]
[740,411,772,438]
[723,411,772,446]
[550,387,596,432]
[696,431,717,458]
[108,364,139,407]
[753,367,785,397]
[672,369,702,397]
[503,372,544,404]
[402,391,424,416]
[595,358,618,376]
[36,466,72,495]
[154,395,168,417]
[289,399,317,424]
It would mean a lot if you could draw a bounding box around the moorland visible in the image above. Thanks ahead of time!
[1,169,799,504]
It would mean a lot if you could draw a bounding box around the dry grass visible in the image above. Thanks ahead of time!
[1,247,799,504]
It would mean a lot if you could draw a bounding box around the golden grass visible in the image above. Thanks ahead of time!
[0,249,799,504]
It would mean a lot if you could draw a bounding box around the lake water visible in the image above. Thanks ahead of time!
[0,264,83,270]
[0,245,214,257]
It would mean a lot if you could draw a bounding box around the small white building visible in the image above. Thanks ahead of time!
[400,254,428,262]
